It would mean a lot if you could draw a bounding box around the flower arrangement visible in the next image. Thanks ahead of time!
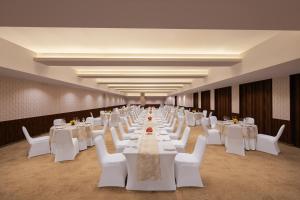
[146,127,153,135]
[148,116,152,121]
[232,116,238,124]
[70,120,76,126]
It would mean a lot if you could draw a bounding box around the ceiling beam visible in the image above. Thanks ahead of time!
[96,78,194,84]
[76,69,208,78]
[107,84,185,88]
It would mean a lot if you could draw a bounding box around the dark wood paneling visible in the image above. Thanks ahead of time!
[290,74,300,147]
[174,96,177,106]
[239,79,272,134]
[193,92,199,109]
[272,118,291,143]
[215,87,232,120]
[0,105,126,147]
[201,90,210,110]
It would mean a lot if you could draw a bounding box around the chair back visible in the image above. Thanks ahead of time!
[170,118,177,130]
[186,112,195,126]
[53,119,66,126]
[202,110,207,118]
[208,112,213,117]
[110,113,121,127]
[124,117,131,130]
[118,122,127,139]
[53,129,74,152]
[110,127,120,146]
[94,135,109,165]
[175,118,184,135]
[102,121,108,134]
[274,125,285,141]
[22,126,33,144]
[180,127,191,148]
[244,117,255,125]
[90,112,94,118]
[86,117,94,124]
[226,125,243,139]
[209,116,218,128]
[192,135,207,166]
[201,117,210,132]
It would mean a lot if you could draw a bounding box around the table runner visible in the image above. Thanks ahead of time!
[136,115,161,181]
[217,122,258,139]
[49,123,102,143]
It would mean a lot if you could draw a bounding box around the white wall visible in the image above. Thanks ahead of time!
[0,76,125,121]
[126,96,165,105]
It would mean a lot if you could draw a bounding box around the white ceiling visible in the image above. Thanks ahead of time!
[0,27,285,96]
[0,27,278,55]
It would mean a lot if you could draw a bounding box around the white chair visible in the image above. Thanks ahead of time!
[225,125,245,156]
[202,110,207,118]
[165,118,177,133]
[244,117,255,125]
[124,117,138,133]
[209,116,218,129]
[208,112,212,118]
[90,112,94,118]
[172,127,191,152]
[186,112,196,127]
[92,121,108,139]
[53,119,66,126]
[94,135,127,187]
[110,127,129,153]
[202,117,222,145]
[175,135,207,187]
[110,113,121,127]
[22,126,50,158]
[169,118,184,139]
[256,125,285,155]
[52,129,79,162]
[118,122,130,140]
[86,117,94,124]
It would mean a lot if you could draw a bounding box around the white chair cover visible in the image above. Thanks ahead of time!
[52,129,79,162]
[94,136,127,187]
[225,125,245,156]
[175,135,207,187]
[256,125,285,155]
[22,126,50,158]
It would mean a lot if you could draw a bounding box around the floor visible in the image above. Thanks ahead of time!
[0,126,300,200]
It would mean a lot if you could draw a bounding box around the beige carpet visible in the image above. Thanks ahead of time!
[1,126,300,200]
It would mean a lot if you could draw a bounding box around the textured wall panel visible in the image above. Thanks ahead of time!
[272,77,290,120]
[0,76,125,121]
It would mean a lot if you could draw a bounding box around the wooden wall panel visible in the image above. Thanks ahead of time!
[174,96,177,106]
[193,92,199,109]
[290,74,300,147]
[239,79,272,134]
[215,87,232,120]
[0,105,126,147]
[201,90,210,111]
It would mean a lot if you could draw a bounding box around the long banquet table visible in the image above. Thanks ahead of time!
[123,109,177,191]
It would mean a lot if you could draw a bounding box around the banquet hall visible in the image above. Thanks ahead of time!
[0,1,300,200]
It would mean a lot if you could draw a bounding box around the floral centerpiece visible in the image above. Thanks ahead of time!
[232,116,238,124]
[70,120,76,126]
[148,116,152,121]
[146,127,153,135]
